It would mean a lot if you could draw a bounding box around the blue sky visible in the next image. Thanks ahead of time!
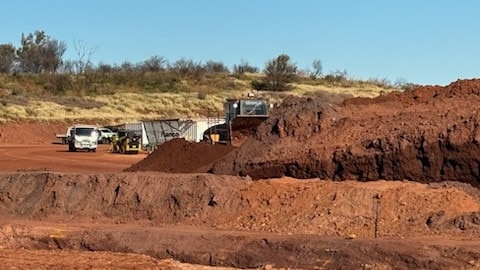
[1,0,479,85]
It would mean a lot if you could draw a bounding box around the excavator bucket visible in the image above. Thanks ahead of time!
[229,115,268,145]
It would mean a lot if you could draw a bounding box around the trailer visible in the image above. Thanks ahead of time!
[55,126,73,144]
[142,118,196,152]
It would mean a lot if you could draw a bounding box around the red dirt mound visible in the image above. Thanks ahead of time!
[2,171,480,238]
[211,79,480,184]
[0,121,69,145]
[125,138,236,173]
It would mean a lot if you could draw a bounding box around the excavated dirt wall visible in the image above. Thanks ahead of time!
[210,79,480,184]
[3,171,480,268]
[0,172,250,225]
[0,121,69,144]
[2,171,480,238]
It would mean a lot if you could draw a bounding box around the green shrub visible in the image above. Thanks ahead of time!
[251,80,270,91]
[45,74,73,95]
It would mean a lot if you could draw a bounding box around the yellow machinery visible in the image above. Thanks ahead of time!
[111,130,141,154]
[203,94,271,145]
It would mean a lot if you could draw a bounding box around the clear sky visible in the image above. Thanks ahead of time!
[1,0,478,86]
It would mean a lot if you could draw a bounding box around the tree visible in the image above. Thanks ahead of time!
[233,59,258,74]
[16,30,66,73]
[42,39,67,73]
[0,44,16,73]
[16,31,45,73]
[204,60,229,73]
[310,59,323,80]
[97,62,114,73]
[139,55,167,72]
[264,54,297,91]
[171,58,204,78]
[73,39,96,74]
[119,61,136,72]
[58,60,75,74]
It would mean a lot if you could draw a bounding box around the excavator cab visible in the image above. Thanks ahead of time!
[203,94,271,146]
[227,98,269,138]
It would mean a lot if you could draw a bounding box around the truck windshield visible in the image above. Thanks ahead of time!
[240,100,267,115]
[75,128,95,136]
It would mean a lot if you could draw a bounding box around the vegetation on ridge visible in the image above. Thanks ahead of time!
[0,30,414,123]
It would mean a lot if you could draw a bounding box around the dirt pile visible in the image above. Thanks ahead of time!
[2,171,480,238]
[3,171,480,269]
[125,138,236,173]
[211,79,480,184]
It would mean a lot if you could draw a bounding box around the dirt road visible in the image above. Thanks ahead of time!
[3,220,480,270]
[0,144,145,173]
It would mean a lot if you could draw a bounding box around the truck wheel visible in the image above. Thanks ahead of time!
[102,137,109,144]
[68,143,76,152]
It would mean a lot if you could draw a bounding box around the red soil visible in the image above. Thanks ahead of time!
[125,138,236,173]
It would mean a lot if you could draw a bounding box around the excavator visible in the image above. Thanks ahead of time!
[203,93,272,146]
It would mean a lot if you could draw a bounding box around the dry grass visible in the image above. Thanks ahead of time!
[0,82,398,123]
[292,83,395,98]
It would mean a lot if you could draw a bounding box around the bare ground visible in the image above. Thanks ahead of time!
[1,168,480,269]
[2,79,480,269]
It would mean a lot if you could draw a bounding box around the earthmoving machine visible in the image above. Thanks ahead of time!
[111,129,141,154]
[203,93,272,145]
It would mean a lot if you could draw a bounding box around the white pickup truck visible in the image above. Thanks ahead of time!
[97,127,117,144]
[56,125,99,152]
